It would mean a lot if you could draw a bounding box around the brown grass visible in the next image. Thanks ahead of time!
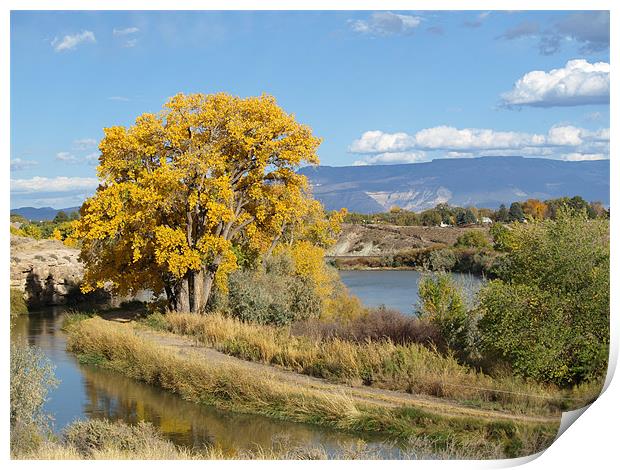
[64,317,558,459]
[160,311,584,415]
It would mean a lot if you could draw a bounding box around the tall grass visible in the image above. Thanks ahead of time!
[160,312,578,415]
[65,317,557,458]
[14,418,529,460]
[10,288,28,317]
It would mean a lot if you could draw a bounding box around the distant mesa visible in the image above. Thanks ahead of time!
[299,156,609,213]
[10,156,610,218]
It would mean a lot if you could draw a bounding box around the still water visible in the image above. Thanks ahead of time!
[11,308,405,457]
[339,270,482,314]
[11,271,478,457]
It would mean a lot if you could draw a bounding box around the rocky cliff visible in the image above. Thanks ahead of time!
[10,235,107,308]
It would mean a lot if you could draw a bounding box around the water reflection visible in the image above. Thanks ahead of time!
[11,309,404,458]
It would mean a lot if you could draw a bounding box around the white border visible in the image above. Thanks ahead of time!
[2,2,617,469]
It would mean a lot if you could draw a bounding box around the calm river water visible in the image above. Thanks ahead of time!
[11,271,478,457]
[12,309,404,457]
[339,270,482,314]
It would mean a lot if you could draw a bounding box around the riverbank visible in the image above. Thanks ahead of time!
[65,315,560,458]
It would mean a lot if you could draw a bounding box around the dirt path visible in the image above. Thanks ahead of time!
[132,326,560,426]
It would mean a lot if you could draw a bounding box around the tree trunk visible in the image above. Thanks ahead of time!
[192,270,206,313]
[175,277,191,313]
[202,270,216,312]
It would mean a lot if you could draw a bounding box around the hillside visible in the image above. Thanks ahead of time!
[327,223,489,257]
[11,206,81,221]
[299,156,609,213]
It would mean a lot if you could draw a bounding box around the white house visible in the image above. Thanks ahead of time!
[481,217,493,224]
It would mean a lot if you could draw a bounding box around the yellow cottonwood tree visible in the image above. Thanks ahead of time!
[75,92,322,313]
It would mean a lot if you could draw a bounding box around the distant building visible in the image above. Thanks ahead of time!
[440,222,451,227]
[481,217,493,224]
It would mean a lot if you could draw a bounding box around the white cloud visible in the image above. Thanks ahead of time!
[51,30,96,52]
[122,39,139,48]
[547,126,583,146]
[84,152,100,165]
[56,151,99,165]
[501,59,610,107]
[349,131,416,153]
[348,124,609,165]
[11,158,38,171]
[108,96,131,102]
[11,176,99,194]
[73,138,98,150]
[349,12,422,36]
[414,126,545,150]
[113,27,140,36]
[353,151,427,166]
[56,152,81,163]
[497,11,609,55]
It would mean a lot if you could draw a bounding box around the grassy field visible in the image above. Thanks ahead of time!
[157,312,598,416]
[64,316,560,459]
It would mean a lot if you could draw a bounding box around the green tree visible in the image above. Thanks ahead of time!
[420,210,442,226]
[417,274,468,352]
[495,204,509,223]
[454,230,490,249]
[53,211,69,223]
[479,210,609,385]
[508,202,524,222]
[457,208,477,225]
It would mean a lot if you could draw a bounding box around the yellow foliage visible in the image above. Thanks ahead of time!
[74,92,322,311]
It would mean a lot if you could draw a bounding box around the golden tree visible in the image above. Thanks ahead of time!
[75,92,322,313]
[522,199,548,220]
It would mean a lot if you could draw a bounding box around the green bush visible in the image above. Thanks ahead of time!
[427,248,457,271]
[454,231,490,249]
[10,288,28,317]
[10,343,59,455]
[479,210,609,385]
[417,274,468,351]
[225,259,321,326]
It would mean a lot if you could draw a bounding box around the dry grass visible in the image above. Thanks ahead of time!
[64,317,558,459]
[160,312,583,415]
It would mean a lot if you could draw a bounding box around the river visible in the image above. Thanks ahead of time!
[339,270,482,314]
[11,308,405,457]
[11,271,479,458]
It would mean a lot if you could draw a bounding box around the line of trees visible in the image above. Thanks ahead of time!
[344,196,609,227]
[10,211,80,245]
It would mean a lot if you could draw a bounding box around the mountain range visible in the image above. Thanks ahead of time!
[10,157,610,220]
[299,156,610,213]
[11,206,81,221]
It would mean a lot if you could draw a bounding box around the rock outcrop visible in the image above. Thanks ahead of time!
[10,235,107,308]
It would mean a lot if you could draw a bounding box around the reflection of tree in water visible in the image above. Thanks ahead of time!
[13,311,400,457]
[78,365,369,454]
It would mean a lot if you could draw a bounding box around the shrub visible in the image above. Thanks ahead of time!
[10,343,59,455]
[293,307,441,347]
[454,231,490,249]
[62,419,181,457]
[427,248,457,271]
[479,211,609,385]
[417,274,468,353]
[10,288,28,317]
[227,268,320,325]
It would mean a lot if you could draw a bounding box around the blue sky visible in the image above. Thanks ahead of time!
[10,10,610,208]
